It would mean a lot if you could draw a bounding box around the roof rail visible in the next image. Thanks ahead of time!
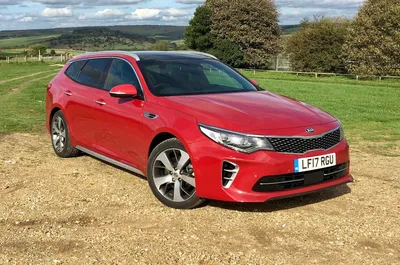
[79,51,141,61]
[75,50,217,61]
[175,51,218,60]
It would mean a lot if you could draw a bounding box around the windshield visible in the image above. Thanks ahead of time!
[137,59,258,96]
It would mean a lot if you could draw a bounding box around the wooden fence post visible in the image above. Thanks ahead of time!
[7,57,9,63]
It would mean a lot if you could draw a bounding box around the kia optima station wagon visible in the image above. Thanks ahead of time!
[46,51,353,209]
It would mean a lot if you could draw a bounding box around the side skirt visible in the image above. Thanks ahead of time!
[76,146,145,176]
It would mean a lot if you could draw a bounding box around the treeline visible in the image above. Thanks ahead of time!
[185,0,400,76]
[45,28,154,51]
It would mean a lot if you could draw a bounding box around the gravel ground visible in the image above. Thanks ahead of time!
[0,133,399,265]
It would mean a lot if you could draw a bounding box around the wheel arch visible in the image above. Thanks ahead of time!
[49,107,62,127]
[148,132,177,158]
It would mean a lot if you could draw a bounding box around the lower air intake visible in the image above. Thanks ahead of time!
[222,161,239,188]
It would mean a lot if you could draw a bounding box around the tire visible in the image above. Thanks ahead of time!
[50,110,80,158]
[147,138,206,209]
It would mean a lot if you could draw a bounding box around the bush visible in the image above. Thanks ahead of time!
[285,17,351,73]
[343,0,400,76]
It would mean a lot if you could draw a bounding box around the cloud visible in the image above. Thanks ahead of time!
[275,0,364,9]
[95,9,125,17]
[42,7,72,17]
[0,0,23,5]
[127,7,189,21]
[32,0,149,6]
[19,16,34,22]
[176,0,204,4]
[128,8,161,20]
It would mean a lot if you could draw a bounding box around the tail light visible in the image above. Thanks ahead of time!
[47,83,52,90]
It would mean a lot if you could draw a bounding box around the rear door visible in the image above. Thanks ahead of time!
[70,58,112,148]
[89,58,147,170]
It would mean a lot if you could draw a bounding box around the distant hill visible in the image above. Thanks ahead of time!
[0,24,300,50]
[44,28,155,51]
[0,25,185,42]
[282,25,301,35]
[106,25,185,40]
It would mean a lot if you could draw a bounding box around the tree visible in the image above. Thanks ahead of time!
[343,0,400,76]
[208,39,244,67]
[31,46,47,56]
[152,40,170,51]
[50,49,57,56]
[185,5,213,51]
[208,0,282,68]
[285,16,351,73]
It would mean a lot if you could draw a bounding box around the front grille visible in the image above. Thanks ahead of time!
[253,163,349,192]
[267,127,341,154]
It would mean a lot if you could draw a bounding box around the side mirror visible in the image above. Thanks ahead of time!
[250,79,259,87]
[110,84,138,98]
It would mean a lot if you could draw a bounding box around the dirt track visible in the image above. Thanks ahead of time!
[0,133,399,265]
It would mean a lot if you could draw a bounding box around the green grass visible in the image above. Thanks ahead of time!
[0,62,60,80]
[0,64,398,155]
[0,35,60,49]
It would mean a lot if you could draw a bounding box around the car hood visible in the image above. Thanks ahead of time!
[157,91,336,132]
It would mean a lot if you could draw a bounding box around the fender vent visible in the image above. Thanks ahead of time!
[222,161,239,188]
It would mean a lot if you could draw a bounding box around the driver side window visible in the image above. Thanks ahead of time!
[105,59,141,92]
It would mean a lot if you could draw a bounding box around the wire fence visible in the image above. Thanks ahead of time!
[0,54,73,64]
[238,68,400,81]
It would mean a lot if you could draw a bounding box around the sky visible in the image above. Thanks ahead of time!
[0,0,366,31]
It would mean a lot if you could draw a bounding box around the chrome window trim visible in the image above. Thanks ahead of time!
[76,146,145,176]
[65,56,146,101]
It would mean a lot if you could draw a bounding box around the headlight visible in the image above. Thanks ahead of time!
[199,124,274,154]
[340,125,345,141]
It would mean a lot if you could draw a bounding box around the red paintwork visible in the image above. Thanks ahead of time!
[110,84,138,97]
[46,52,353,203]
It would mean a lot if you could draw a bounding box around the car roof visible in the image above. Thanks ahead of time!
[71,51,218,62]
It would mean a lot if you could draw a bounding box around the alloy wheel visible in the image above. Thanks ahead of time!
[152,149,196,202]
[52,116,66,153]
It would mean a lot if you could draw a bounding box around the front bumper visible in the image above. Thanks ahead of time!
[189,138,353,203]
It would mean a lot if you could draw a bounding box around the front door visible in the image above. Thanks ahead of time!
[90,58,147,170]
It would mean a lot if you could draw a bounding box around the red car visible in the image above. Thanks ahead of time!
[46,51,353,209]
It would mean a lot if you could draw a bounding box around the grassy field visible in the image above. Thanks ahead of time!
[0,63,62,133]
[0,35,60,49]
[0,63,398,155]
[242,71,400,148]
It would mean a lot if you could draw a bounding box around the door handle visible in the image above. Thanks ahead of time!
[64,91,73,96]
[94,99,106,106]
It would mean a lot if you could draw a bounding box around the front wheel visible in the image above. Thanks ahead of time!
[147,138,206,209]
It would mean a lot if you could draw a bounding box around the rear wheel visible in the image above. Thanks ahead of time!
[147,138,205,209]
[51,110,79,158]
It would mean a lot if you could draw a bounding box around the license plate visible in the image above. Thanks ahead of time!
[294,153,336,173]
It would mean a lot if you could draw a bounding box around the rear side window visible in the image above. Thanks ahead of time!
[105,59,141,91]
[78,59,111,89]
[65,60,86,81]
